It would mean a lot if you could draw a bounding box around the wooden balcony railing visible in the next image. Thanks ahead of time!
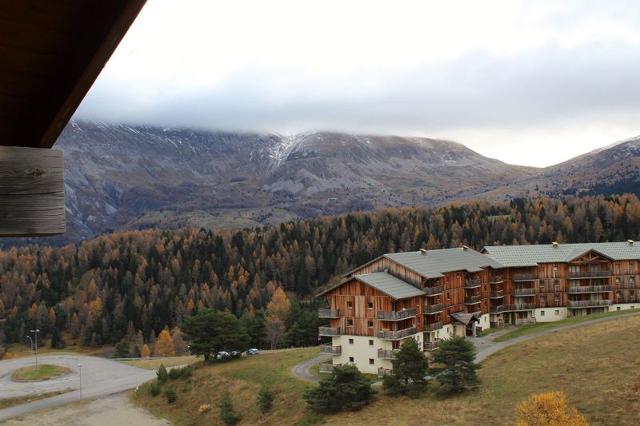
[318,326,341,336]
[424,285,444,296]
[424,341,440,351]
[617,282,640,289]
[513,288,536,296]
[424,321,444,331]
[320,345,342,355]
[568,285,612,294]
[489,276,505,284]
[424,303,444,314]
[377,348,400,359]
[568,300,612,308]
[464,278,482,288]
[376,308,417,321]
[464,295,482,305]
[568,270,612,279]
[318,308,340,318]
[377,326,416,340]
[512,273,537,281]
[616,297,640,304]
[489,290,504,298]
[491,303,535,313]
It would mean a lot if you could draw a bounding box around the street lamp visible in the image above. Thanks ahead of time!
[77,363,83,399]
[29,329,40,368]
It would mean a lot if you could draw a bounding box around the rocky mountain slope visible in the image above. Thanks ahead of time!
[15,122,640,245]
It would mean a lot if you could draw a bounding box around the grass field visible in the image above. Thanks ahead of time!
[120,355,199,370]
[134,315,640,425]
[0,390,72,410]
[11,364,71,382]
[494,307,640,342]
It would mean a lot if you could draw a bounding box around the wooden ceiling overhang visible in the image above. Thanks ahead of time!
[0,0,146,236]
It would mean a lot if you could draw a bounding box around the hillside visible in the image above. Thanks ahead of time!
[133,315,640,425]
[49,121,536,243]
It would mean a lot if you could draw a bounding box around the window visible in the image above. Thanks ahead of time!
[368,302,374,309]
[347,301,353,309]
[369,358,374,365]
[369,339,374,346]
[616,277,621,284]
[349,357,354,362]
[347,319,353,326]
[540,310,545,316]
[367,320,374,328]
[555,310,560,315]
[348,338,354,344]
[617,306,621,311]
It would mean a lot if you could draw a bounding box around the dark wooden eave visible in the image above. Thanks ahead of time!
[0,0,147,148]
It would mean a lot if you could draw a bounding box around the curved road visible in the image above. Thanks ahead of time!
[0,355,155,422]
[292,311,640,383]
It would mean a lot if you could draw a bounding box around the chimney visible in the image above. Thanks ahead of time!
[552,242,559,248]
[419,249,428,255]
[629,240,635,246]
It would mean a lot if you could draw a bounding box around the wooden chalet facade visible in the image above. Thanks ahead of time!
[318,241,640,375]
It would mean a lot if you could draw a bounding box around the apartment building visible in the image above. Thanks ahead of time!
[317,241,640,375]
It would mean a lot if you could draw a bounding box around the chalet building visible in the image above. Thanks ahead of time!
[317,241,640,375]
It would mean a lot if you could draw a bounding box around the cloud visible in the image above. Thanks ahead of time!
[75,0,640,166]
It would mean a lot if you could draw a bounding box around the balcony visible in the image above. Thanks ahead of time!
[568,270,612,279]
[491,303,535,313]
[513,288,536,296]
[464,295,482,305]
[318,308,340,318]
[617,297,640,304]
[318,326,341,336]
[378,326,416,340]
[377,308,417,321]
[512,273,537,282]
[489,276,505,284]
[464,278,482,289]
[489,290,504,298]
[424,341,440,351]
[568,300,612,308]
[568,285,612,294]
[424,303,444,314]
[617,282,640,289]
[377,367,392,377]
[424,321,444,331]
[319,363,335,374]
[320,345,342,355]
[377,348,400,360]
[424,285,444,296]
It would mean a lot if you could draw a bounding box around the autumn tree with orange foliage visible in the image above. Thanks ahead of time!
[516,391,588,426]
[154,328,176,357]
[141,344,151,358]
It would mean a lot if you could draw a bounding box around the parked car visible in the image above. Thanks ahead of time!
[246,348,259,355]
[216,351,230,360]
[230,350,241,358]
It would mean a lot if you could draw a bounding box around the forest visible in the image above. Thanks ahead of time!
[1,194,640,355]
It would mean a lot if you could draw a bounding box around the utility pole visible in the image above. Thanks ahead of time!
[78,364,83,399]
[30,329,40,368]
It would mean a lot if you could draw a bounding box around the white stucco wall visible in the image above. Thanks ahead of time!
[479,313,491,330]
[609,303,640,312]
[533,307,568,322]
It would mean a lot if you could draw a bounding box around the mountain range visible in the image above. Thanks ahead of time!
[21,121,640,244]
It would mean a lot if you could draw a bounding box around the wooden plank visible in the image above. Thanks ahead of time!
[0,146,64,236]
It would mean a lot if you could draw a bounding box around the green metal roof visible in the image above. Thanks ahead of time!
[383,247,504,279]
[483,241,640,267]
[353,272,425,300]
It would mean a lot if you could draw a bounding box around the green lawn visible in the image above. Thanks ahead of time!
[494,307,640,342]
[11,364,71,382]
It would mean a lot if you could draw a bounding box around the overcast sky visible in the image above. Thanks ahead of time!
[75,0,640,167]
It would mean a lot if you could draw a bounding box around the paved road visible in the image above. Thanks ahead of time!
[291,353,331,383]
[0,355,155,422]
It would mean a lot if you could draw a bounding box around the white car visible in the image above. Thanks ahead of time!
[246,348,259,355]
[216,351,230,360]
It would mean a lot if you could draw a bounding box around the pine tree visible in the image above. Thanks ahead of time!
[430,336,479,394]
[303,364,374,413]
[383,338,429,397]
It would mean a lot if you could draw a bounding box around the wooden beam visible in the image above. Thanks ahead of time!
[0,146,65,236]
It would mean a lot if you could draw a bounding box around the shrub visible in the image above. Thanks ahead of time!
[179,365,192,378]
[257,385,274,413]
[164,386,177,404]
[198,403,212,414]
[516,391,588,426]
[169,368,181,380]
[219,391,241,425]
[157,364,169,384]
[382,338,429,397]
[113,340,130,358]
[303,364,374,413]
[147,381,161,397]
[430,336,479,394]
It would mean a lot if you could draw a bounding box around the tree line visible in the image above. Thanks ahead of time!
[1,194,640,353]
